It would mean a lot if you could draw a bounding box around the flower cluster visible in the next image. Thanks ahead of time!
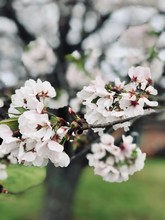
[22,38,57,77]
[0,68,159,182]
[77,66,158,133]
[0,79,70,168]
[87,134,146,183]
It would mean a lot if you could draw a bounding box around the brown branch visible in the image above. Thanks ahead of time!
[81,108,165,131]
[82,115,138,130]
[71,108,165,161]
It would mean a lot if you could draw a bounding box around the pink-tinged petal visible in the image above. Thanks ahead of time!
[33,157,48,167]
[48,140,64,152]
[0,124,13,139]
[143,98,158,107]
[22,152,37,162]
[34,128,46,139]
[42,128,53,141]
[27,98,44,113]
[113,122,131,131]
[36,141,49,157]
[53,152,70,167]
[101,134,115,145]
[128,66,136,79]
[43,81,56,97]
[146,85,158,95]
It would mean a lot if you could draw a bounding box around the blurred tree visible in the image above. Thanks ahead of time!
[0,1,165,220]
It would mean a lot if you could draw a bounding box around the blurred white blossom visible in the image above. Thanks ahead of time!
[12,0,60,47]
[0,16,18,35]
[22,38,57,77]
[87,134,146,183]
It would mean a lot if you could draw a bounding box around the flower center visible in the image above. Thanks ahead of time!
[130,100,138,107]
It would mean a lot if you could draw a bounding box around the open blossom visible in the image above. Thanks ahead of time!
[87,134,146,183]
[0,71,157,178]
[119,95,145,117]
[1,79,106,172]
[96,92,115,117]
[24,79,56,98]
[9,78,56,117]
[22,38,57,77]
[0,79,71,168]
[77,76,108,104]
[128,66,151,81]
[0,124,20,155]
[0,125,18,180]
[78,66,158,134]
[128,66,152,89]
[0,123,70,168]
[18,110,54,141]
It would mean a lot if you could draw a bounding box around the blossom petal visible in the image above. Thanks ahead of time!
[48,140,64,152]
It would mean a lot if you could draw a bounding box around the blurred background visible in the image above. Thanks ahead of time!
[0,0,165,220]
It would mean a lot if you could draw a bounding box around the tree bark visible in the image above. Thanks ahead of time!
[41,155,87,220]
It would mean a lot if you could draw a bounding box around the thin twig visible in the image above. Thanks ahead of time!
[71,108,165,161]
[82,108,165,130]
[7,180,44,195]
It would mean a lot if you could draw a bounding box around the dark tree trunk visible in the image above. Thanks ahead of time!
[41,156,87,220]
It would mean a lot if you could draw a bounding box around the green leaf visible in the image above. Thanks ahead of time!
[65,54,78,62]
[15,107,26,114]
[0,118,19,131]
[131,149,138,159]
[50,116,58,124]
[147,46,158,61]
[65,52,88,71]
[91,97,100,104]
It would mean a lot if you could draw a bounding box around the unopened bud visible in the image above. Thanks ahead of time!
[68,107,76,116]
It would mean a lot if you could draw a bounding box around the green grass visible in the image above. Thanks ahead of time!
[1,159,165,220]
[73,159,165,220]
[0,164,46,220]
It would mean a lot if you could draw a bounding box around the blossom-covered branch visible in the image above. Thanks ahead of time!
[0,66,160,183]
[81,108,165,130]
[77,66,158,134]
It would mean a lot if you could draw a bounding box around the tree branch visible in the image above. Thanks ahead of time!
[71,108,165,161]
[5,180,44,195]
[81,109,165,131]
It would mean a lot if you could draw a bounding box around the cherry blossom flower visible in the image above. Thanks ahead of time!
[0,124,20,155]
[145,85,158,95]
[35,140,70,167]
[128,66,152,87]
[3,99,68,168]
[78,66,158,133]
[87,134,146,183]
[119,95,145,117]
[0,70,157,179]
[9,78,56,117]
[77,76,108,104]
[49,151,70,167]
[24,79,56,98]
[18,110,54,141]
[0,77,70,169]
[22,38,57,77]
